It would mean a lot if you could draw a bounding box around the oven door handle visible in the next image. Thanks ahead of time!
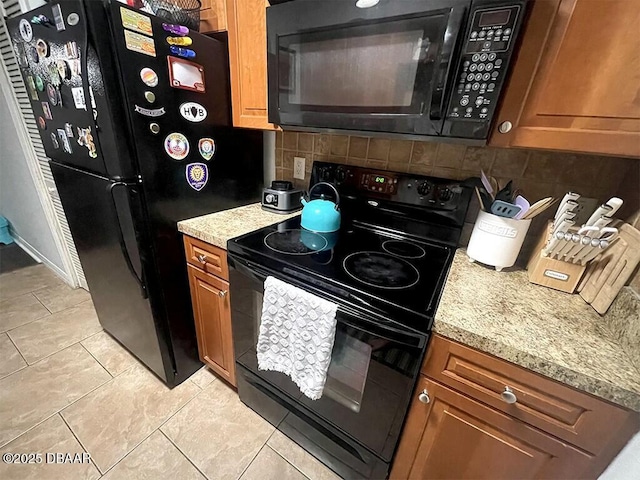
[429,6,466,120]
[229,256,426,349]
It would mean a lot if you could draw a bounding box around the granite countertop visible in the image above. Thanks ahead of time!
[177,203,299,249]
[434,249,640,412]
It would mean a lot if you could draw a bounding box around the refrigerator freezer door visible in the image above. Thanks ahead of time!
[50,161,174,382]
[7,1,114,176]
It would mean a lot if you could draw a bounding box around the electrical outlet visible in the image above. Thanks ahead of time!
[294,156,306,180]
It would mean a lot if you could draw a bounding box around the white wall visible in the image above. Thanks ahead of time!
[0,66,66,275]
[600,432,640,479]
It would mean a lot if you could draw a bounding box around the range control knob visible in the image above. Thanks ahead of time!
[417,181,431,196]
[439,188,453,201]
[320,168,333,182]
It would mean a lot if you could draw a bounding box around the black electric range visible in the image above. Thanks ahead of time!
[227,162,474,479]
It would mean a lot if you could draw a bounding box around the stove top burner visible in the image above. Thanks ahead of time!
[381,240,426,259]
[264,229,327,255]
[343,251,420,290]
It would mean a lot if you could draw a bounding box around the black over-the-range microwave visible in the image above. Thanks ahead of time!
[267,0,528,142]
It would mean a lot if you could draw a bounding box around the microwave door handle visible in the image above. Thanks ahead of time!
[429,7,466,120]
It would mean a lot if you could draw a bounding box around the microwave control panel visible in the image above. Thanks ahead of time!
[446,4,522,126]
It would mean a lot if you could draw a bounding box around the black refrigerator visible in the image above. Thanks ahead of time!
[7,0,264,386]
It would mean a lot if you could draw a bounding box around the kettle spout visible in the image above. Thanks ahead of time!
[300,198,307,206]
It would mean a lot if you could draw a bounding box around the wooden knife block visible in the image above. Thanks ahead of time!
[527,221,586,293]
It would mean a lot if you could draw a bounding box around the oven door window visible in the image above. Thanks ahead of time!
[276,14,448,115]
[232,271,424,460]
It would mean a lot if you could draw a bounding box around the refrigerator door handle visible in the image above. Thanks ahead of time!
[108,181,148,299]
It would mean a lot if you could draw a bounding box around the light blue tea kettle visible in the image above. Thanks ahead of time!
[300,182,341,233]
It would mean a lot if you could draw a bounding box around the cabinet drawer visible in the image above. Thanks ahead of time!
[422,335,638,455]
[184,235,229,280]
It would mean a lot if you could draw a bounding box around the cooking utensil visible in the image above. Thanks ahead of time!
[490,200,521,218]
[553,192,580,220]
[480,170,496,201]
[578,224,640,314]
[554,199,579,224]
[495,180,513,203]
[575,228,618,265]
[475,186,493,212]
[300,182,341,233]
[521,197,556,219]
[584,204,613,226]
[513,195,530,219]
[552,211,576,234]
[565,225,600,262]
[543,226,572,257]
[556,232,581,259]
[603,197,623,218]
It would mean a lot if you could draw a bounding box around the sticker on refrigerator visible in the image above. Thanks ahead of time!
[134,105,165,117]
[52,4,65,31]
[58,129,72,154]
[77,127,97,158]
[120,7,153,36]
[29,47,39,63]
[19,19,32,41]
[68,59,81,77]
[186,163,209,191]
[41,102,53,120]
[124,30,156,57]
[67,13,79,26]
[65,41,79,58]
[14,43,28,68]
[57,60,71,80]
[65,123,74,137]
[198,138,215,161]
[71,87,86,110]
[26,76,38,100]
[48,63,61,86]
[35,75,44,92]
[179,102,207,122]
[50,132,59,149]
[140,67,158,87]
[35,39,49,59]
[164,133,189,160]
[46,83,58,106]
[38,117,46,130]
[167,56,205,92]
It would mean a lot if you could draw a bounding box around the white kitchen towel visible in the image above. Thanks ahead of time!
[257,276,338,400]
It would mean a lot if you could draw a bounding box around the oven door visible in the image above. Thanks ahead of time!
[229,255,427,473]
[267,0,467,135]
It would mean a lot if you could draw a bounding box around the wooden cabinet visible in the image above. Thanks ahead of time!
[199,0,227,33]
[184,236,236,386]
[490,0,640,157]
[225,0,277,130]
[391,335,639,480]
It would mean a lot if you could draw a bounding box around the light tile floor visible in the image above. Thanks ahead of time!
[0,265,341,480]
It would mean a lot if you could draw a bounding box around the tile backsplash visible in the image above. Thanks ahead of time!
[275,130,639,271]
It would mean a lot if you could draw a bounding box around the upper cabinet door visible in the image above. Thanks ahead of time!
[200,0,227,32]
[490,0,640,157]
[225,0,277,130]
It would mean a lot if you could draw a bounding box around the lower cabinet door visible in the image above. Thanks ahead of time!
[391,376,594,480]
[187,264,236,386]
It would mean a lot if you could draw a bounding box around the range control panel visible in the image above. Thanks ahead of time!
[447,4,522,123]
[310,163,466,211]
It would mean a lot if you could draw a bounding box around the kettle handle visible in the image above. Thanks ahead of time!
[308,182,340,209]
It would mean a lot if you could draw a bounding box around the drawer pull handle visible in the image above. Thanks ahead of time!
[501,386,517,404]
[418,389,430,404]
[218,290,228,298]
[197,254,207,264]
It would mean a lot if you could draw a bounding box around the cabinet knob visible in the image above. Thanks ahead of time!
[218,290,228,298]
[501,386,517,404]
[498,121,513,133]
[418,389,430,404]
[197,254,207,264]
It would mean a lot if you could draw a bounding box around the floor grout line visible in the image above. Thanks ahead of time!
[267,445,313,480]
[237,443,268,480]
[79,340,115,379]
[159,429,210,480]
[0,292,53,334]
[31,289,55,315]
[5,330,28,365]
[57,412,100,476]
